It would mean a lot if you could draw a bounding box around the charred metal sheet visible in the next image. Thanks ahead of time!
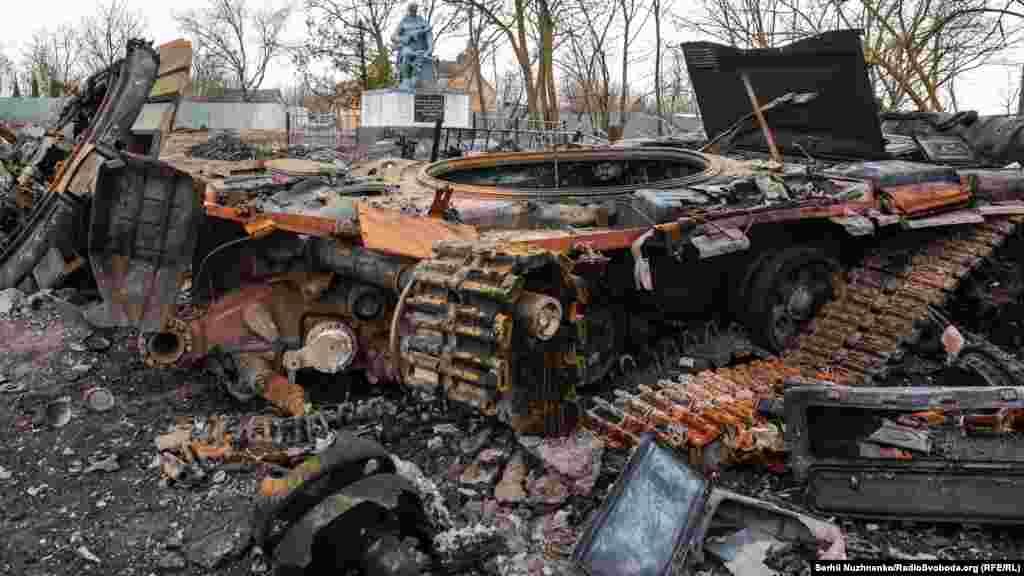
[691,488,844,564]
[916,135,976,164]
[358,202,478,259]
[573,434,710,576]
[785,383,1024,522]
[682,30,886,159]
[273,473,419,570]
[86,154,201,331]
[0,191,87,290]
[252,433,395,547]
[901,210,985,229]
[807,467,1024,524]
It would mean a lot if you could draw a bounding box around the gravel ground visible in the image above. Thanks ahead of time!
[2,291,1024,576]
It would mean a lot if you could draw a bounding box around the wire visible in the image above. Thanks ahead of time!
[195,235,254,302]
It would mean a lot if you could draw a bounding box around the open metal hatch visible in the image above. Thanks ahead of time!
[682,29,887,160]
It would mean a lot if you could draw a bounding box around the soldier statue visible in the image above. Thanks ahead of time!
[392,3,435,91]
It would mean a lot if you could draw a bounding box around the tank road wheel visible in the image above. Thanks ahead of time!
[747,246,839,353]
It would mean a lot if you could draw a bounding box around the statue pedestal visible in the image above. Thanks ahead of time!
[360,88,470,129]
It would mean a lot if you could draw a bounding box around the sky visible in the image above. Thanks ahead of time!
[2,0,1024,115]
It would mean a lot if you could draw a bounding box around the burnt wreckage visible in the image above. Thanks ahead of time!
[5,31,1024,515]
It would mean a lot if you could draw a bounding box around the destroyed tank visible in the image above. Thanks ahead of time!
[5,31,1024,470]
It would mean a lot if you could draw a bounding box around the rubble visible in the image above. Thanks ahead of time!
[6,26,1024,576]
[187,130,257,161]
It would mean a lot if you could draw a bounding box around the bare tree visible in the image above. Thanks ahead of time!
[679,0,1023,112]
[293,0,402,101]
[653,0,663,134]
[615,0,651,128]
[175,0,292,100]
[0,52,10,96]
[557,0,618,131]
[190,36,230,97]
[22,26,83,97]
[444,0,566,124]
[665,47,695,115]
[466,7,504,114]
[80,0,148,75]
[280,81,311,107]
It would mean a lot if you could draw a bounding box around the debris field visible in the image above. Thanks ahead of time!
[5,31,1024,576]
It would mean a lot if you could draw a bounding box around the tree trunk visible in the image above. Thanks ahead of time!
[620,18,629,129]
[654,0,663,136]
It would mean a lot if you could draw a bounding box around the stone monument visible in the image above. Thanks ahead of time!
[393,3,435,91]
[360,2,470,132]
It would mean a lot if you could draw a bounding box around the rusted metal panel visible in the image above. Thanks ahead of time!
[886,182,970,215]
[204,203,360,238]
[357,202,478,259]
[86,155,202,332]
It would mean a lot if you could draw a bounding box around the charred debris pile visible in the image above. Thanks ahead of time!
[6,31,1024,575]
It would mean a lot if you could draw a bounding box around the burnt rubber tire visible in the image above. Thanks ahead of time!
[746,245,839,354]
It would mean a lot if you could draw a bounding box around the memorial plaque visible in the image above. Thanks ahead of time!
[414,94,445,123]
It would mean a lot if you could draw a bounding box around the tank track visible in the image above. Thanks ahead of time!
[783,216,1024,384]
[580,216,1024,463]
[396,242,581,436]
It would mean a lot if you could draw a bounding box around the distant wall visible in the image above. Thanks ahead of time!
[173,100,286,130]
[0,97,67,126]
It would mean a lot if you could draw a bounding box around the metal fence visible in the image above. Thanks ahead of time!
[287,110,361,160]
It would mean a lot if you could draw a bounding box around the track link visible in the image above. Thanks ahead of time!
[783,216,1024,384]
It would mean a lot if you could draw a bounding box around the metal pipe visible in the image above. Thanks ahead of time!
[313,239,412,293]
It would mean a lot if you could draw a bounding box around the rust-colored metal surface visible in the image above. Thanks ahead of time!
[886,182,971,216]
[357,202,478,259]
[204,203,361,238]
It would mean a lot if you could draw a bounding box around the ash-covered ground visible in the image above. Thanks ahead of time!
[2,289,1024,576]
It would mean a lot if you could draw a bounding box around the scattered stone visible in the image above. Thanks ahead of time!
[494,452,528,504]
[527,474,570,506]
[76,545,101,563]
[478,448,505,464]
[62,447,76,456]
[866,523,880,532]
[459,461,498,485]
[0,288,25,315]
[433,423,460,435]
[0,465,11,480]
[427,436,444,451]
[27,484,47,496]
[157,551,187,571]
[520,429,604,495]
[84,454,120,474]
[460,427,492,454]
[213,470,227,484]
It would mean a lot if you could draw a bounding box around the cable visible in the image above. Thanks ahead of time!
[195,235,254,302]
